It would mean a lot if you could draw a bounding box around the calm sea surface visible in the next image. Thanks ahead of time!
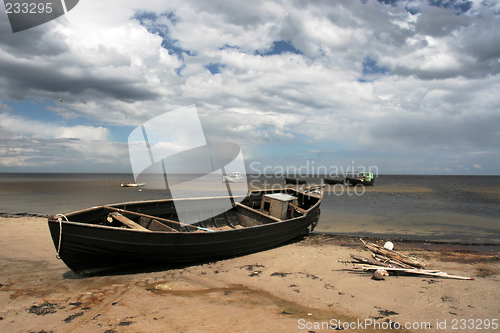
[0,173,499,244]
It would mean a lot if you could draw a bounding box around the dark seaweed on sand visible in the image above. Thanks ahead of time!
[29,302,58,316]
[63,312,83,323]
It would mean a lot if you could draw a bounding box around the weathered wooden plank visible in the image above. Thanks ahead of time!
[108,213,151,231]
[288,203,307,214]
[138,216,180,232]
[354,264,474,280]
[350,255,392,267]
[361,238,426,268]
[235,203,282,222]
[103,206,198,230]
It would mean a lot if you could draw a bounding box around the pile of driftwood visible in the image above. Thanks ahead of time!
[350,239,474,280]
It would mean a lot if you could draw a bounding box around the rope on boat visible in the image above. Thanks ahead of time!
[197,227,215,232]
[55,214,69,259]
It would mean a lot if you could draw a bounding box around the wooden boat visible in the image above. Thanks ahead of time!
[120,182,145,187]
[48,186,323,276]
[284,177,307,185]
[323,177,344,185]
[345,172,375,186]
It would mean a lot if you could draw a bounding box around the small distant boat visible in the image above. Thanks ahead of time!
[283,173,307,185]
[284,177,307,184]
[48,186,324,276]
[345,172,374,186]
[323,177,344,185]
[222,172,243,183]
[120,183,145,187]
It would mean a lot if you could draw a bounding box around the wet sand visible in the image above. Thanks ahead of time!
[1,217,499,333]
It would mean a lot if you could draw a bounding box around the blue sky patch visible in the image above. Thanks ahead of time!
[205,63,225,75]
[429,0,472,14]
[3,99,135,143]
[132,10,195,77]
[362,57,390,75]
[256,40,302,56]
[219,44,241,51]
[175,63,186,77]
[376,0,398,6]
[107,125,137,143]
[373,0,472,15]
[4,99,78,125]
[132,11,194,57]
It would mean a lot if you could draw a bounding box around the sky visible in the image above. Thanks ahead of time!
[0,0,499,175]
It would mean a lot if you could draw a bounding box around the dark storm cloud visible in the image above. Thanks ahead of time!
[392,61,500,80]
[414,4,471,37]
[184,0,268,28]
[0,57,160,102]
[376,0,473,14]
[0,15,161,102]
[0,16,69,58]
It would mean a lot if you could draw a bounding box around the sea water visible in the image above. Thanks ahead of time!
[0,173,498,244]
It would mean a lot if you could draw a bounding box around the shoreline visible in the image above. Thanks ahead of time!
[316,233,500,248]
[2,213,499,247]
[1,216,499,332]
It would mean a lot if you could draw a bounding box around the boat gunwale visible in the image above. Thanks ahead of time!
[49,212,306,233]
[54,188,321,217]
[49,187,323,233]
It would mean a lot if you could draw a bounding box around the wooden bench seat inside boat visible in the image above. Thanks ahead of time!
[107,212,151,231]
[104,205,255,232]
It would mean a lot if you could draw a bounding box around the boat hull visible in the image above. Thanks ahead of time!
[284,177,307,184]
[48,191,321,276]
[324,178,344,185]
[345,178,374,186]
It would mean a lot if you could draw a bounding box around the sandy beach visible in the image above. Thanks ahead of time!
[1,216,499,333]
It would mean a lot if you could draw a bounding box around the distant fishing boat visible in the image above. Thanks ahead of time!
[345,172,374,186]
[48,186,324,276]
[323,177,344,185]
[222,172,243,183]
[283,173,307,184]
[284,177,307,184]
[120,183,145,187]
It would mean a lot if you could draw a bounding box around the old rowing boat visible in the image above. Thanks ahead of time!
[48,186,323,276]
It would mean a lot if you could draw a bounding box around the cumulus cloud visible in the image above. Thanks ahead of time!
[0,113,127,171]
[0,0,498,174]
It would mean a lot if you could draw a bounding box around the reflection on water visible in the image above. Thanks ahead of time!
[0,173,498,243]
